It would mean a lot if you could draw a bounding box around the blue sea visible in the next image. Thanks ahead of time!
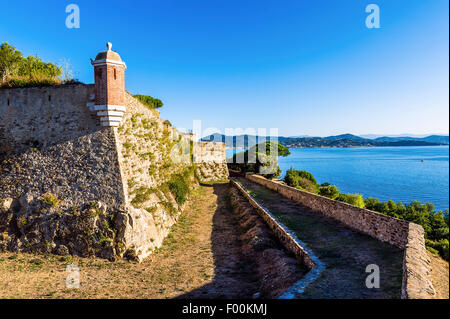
[227,146,449,211]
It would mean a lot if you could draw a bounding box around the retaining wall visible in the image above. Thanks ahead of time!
[230,179,316,269]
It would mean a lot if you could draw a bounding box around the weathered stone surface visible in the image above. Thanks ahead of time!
[401,223,436,299]
[55,244,69,256]
[230,179,317,270]
[114,93,195,261]
[193,142,229,182]
[0,198,13,212]
[0,84,229,262]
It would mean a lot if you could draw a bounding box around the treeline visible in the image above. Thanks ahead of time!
[284,168,449,260]
[0,42,75,88]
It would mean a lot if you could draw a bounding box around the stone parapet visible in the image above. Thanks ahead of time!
[243,173,435,299]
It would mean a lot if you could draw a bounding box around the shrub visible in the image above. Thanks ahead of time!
[336,193,365,208]
[133,94,163,109]
[294,177,317,193]
[364,197,382,211]
[131,186,155,207]
[426,239,449,261]
[318,185,340,199]
[0,42,70,88]
[296,170,317,184]
[41,192,60,207]
[426,246,439,256]
[168,172,190,206]
[284,168,318,190]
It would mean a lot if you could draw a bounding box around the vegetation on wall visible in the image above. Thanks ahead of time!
[167,167,193,206]
[0,42,77,88]
[133,94,163,109]
[283,168,449,260]
[228,141,290,179]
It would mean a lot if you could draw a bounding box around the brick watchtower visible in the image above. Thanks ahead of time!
[90,42,127,127]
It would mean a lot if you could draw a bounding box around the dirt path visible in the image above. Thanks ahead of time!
[234,177,405,299]
[0,182,303,299]
[428,250,449,299]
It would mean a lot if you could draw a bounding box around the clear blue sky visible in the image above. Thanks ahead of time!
[1,0,448,137]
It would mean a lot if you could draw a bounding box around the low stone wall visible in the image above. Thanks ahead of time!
[230,179,316,269]
[402,223,436,299]
[246,174,410,248]
[244,173,435,299]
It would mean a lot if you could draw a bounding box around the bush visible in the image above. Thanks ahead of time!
[336,193,365,208]
[131,186,155,207]
[426,245,439,256]
[364,197,382,211]
[168,172,190,206]
[1,42,65,87]
[426,239,449,261]
[318,185,340,199]
[133,94,163,109]
[0,75,64,88]
[296,171,317,184]
[296,177,318,193]
[285,168,318,190]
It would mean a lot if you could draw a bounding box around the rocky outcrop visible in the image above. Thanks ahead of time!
[0,192,118,260]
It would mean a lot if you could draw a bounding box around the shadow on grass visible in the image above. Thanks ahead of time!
[176,182,259,298]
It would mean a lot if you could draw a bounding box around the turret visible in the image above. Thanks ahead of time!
[90,42,127,127]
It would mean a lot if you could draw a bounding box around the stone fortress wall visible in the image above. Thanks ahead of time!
[0,84,127,259]
[242,173,435,299]
[0,84,228,261]
[193,141,228,182]
[0,44,229,262]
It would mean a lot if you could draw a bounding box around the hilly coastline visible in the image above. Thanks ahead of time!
[202,133,449,149]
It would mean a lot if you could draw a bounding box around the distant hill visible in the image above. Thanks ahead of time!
[323,134,369,142]
[201,134,272,148]
[201,133,449,148]
[375,135,449,144]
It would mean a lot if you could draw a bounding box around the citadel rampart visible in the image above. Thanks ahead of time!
[193,141,228,182]
[0,44,228,262]
[242,173,435,299]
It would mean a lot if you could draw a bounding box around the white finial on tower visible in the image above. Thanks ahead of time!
[107,42,112,51]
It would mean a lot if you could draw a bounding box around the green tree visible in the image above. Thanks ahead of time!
[0,42,23,83]
[284,168,319,192]
[228,141,290,179]
[133,94,164,109]
[336,193,365,208]
[318,185,340,199]
[18,55,62,79]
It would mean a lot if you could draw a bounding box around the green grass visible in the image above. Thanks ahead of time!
[41,192,60,207]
